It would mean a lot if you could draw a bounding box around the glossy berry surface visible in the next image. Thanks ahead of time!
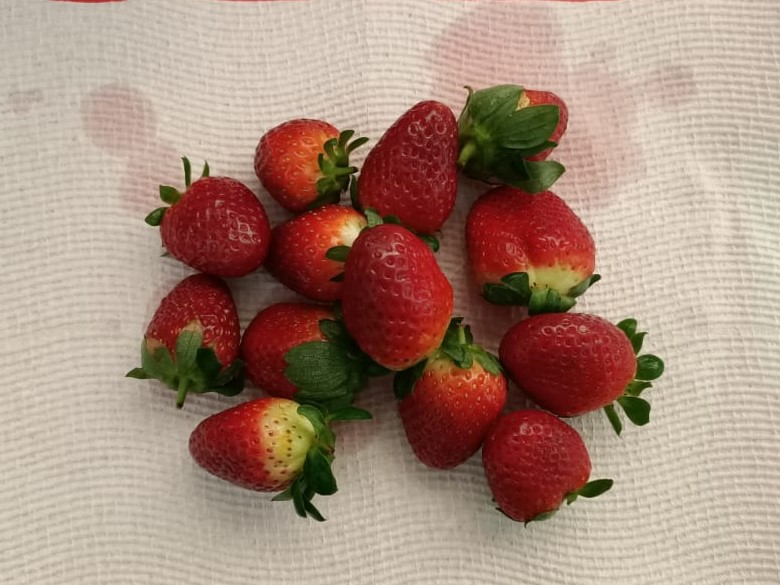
[482,409,591,522]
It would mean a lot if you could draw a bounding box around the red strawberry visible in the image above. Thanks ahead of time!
[126,273,244,407]
[241,302,390,408]
[457,84,566,193]
[342,223,454,370]
[254,119,367,212]
[357,101,458,234]
[241,303,331,399]
[466,186,599,314]
[499,313,665,435]
[189,397,371,521]
[482,409,613,523]
[265,205,367,301]
[145,158,271,278]
[394,319,507,469]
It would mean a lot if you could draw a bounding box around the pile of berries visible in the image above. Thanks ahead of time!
[127,84,664,523]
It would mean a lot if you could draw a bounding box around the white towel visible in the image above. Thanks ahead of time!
[1,1,778,583]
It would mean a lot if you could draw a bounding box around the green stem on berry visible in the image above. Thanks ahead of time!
[604,403,623,435]
[457,140,477,168]
[176,378,190,409]
[182,156,192,188]
[603,318,665,436]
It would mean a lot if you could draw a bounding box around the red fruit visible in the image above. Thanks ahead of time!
[357,101,458,234]
[499,313,665,434]
[254,119,367,212]
[241,302,388,409]
[265,205,367,301]
[522,89,568,162]
[482,409,612,523]
[457,84,566,193]
[241,303,332,399]
[466,186,599,314]
[190,398,367,521]
[146,158,271,278]
[126,273,244,407]
[395,319,507,469]
[342,224,454,370]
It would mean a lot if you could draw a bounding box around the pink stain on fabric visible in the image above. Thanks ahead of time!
[432,3,694,208]
[432,1,692,340]
[81,84,180,215]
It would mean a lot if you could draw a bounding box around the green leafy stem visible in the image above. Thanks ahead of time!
[456,84,565,193]
[272,403,371,521]
[126,328,244,408]
[145,156,210,226]
[603,318,666,436]
[306,130,369,210]
[483,271,601,315]
[284,314,390,413]
[393,317,501,401]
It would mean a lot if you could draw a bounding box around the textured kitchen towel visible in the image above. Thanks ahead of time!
[1,1,779,584]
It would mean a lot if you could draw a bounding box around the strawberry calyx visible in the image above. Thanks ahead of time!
[603,318,665,436]
[457,85,565,193]
[565,478,614,506]
[307,130,369,210]
[283,312,391,412]
[271,403,372,521]
[522,478,614,525]
[126,326,244,408]
[144,156,210,227]
[392,317,501,400]
[482,272,601,315]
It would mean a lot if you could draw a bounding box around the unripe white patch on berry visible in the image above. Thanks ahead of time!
[529,265,587,295]
[517,91,532,110]
[259,399,316,483]
[340,216,367,247]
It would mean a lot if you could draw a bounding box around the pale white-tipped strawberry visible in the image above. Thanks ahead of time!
[189,397,371,521]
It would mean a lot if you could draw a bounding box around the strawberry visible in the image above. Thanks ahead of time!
[499,313,665,435]
[240,302,389,408]
[126,273,244,407]
[342,223,454,370]
[265,205,367,301]
[482,409,613,523]
[394,318,507,469]
[466,186,599,314]
[189,397,371,521]
[241,303,331,399]
[356,101,458,234]
[145,158,271,278]
[254,119,367,212]
[457,84,566,193]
